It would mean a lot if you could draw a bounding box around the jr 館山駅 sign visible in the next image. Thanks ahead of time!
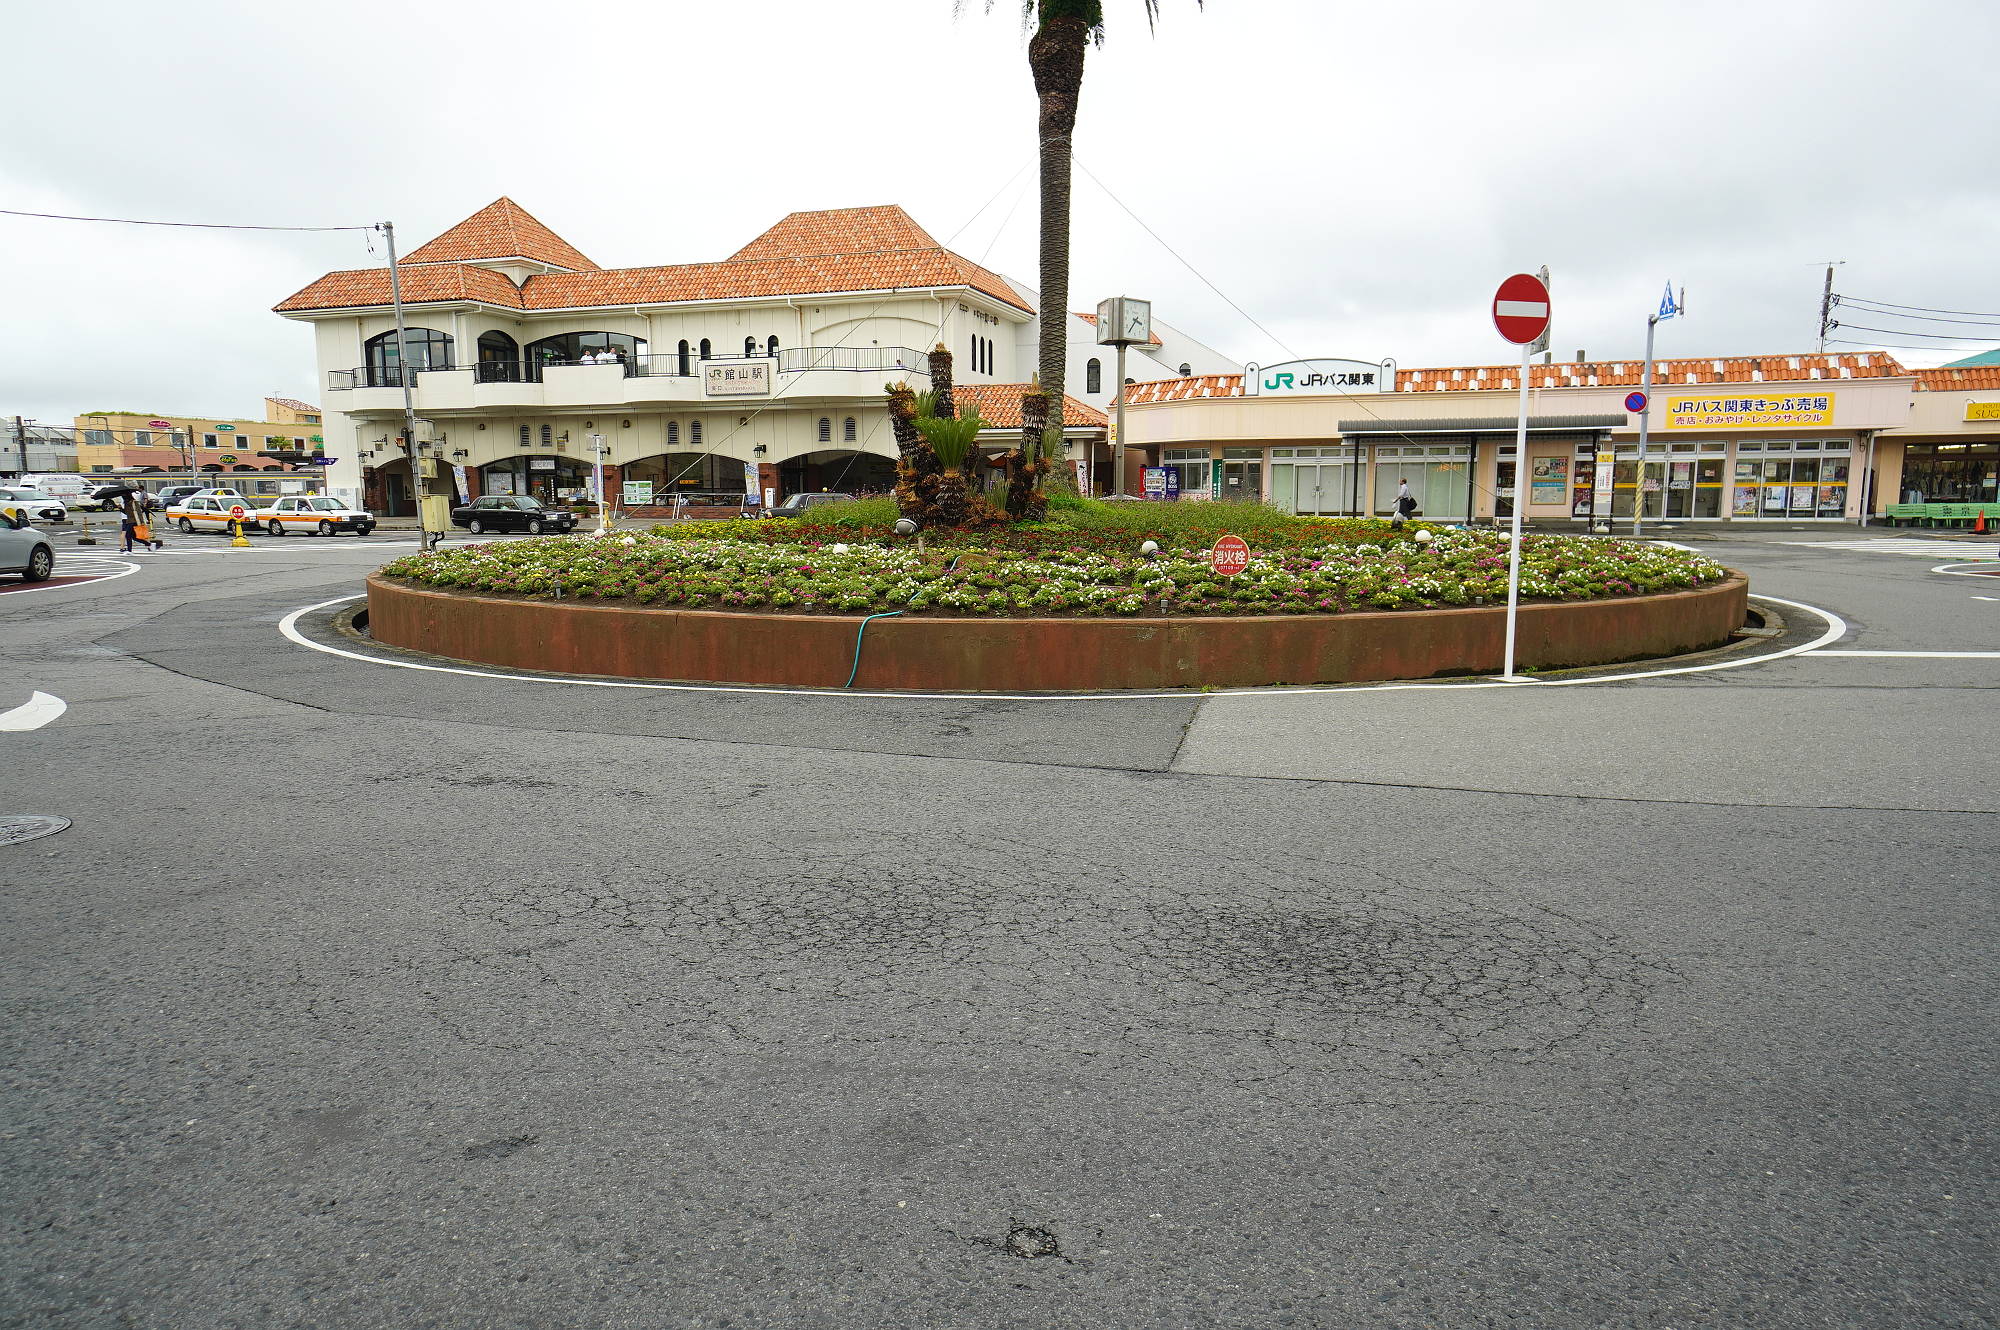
[1243,358,1398,396]
[1665,393,1835,429]
[704,359,774,397]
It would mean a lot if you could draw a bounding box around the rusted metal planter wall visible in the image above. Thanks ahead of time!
[366,575,1748,691]
[368,572,1744,696]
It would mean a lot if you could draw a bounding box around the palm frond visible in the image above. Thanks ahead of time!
[914,408,989,471]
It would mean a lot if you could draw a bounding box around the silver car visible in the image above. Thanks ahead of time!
[0,510,55,582]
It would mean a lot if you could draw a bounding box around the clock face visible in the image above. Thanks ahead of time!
[1123,300,1151,340]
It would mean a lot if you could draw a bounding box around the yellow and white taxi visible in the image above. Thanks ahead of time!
[260,495,376,537]
[168,493,261,534]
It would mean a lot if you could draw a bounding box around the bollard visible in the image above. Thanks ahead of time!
[230,517,252,548]
[76,511,97,546]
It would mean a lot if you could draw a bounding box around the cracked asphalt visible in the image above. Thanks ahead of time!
[1,528,1994,1328]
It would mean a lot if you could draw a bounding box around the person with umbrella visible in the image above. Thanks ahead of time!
[98,484,163,553]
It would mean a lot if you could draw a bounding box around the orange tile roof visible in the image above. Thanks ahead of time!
[729,205,940,261]
[1120,352,1912,405]
[401,197,598,271]
[953,384,1107,429]
[1914,366,2000,391]
[1074,311,1163,345]
[276,203,1032,315]
[265,397,320,413]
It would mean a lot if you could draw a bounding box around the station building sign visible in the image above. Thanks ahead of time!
[1666,393,1835,429]
[704,359,774,397]
[1243,357,1398,397]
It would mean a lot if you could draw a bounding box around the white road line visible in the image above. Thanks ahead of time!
[1930,562,2000,578]
[276,592,1849,702]
[1806,650,2000,659]
[1974,596,1999,603]
[0,558,141,595]
[1785,539,1987,556]
[0,691,66,731]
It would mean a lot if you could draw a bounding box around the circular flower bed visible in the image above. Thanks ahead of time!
[380,524,1729,618]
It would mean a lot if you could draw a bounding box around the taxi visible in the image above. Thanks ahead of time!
[168,494,260,534]
[260,495,376,536]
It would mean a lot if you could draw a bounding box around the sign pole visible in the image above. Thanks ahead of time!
[1113,340,1129,498]
[1501,341,1531,681]
[1633,313,1657,539]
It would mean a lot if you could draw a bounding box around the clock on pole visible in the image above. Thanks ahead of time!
[1095,296,1152,500]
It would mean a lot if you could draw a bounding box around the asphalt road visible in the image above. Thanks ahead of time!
[2,525,1994,1329]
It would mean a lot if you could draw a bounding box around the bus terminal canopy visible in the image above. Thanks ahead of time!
[1335,415,1627,436]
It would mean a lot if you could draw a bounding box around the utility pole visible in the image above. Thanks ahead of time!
[13,416,27,478]
[1813,261,1845,354]
[380,220,431,549]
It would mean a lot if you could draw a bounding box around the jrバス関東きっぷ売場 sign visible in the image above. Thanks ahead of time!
[1666,393,1835,429]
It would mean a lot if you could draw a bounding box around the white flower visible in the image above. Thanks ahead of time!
[828,543,851,554]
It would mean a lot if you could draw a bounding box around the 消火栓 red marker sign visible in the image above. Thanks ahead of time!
[1492,273,1552,345]
[1211,535,1250,576]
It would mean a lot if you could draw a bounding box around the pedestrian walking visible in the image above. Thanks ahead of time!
[1390,478,1419,528]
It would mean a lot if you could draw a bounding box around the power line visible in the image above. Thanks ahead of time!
[1075,158,1301,362]
[0,208,376,233]
[1828,321,1995,341]
[1835,295,2000,320]
[1831,299,2000,327]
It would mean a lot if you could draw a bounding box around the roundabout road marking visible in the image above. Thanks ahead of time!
[1931,562,2000,578]
[0,692,66,731]
[277,592,1848,703]
[1807,650,2000,658]
[0,558,140,595]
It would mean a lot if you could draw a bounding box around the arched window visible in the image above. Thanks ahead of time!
[677,340,692,376]
[364,328,453,386]
[667,421,680,446]
[690,420,702,446]
[1086,358,1102,395]
[476,330,519,383]
[540,424,552,447]
[744,336,757,357]
[766,335,779,357]
[698,338,712,361]
[518,425,530,447]
[843,417,857,442]
[1179,362,1192,377]
[817,417,832,443]
[523,331,647,379]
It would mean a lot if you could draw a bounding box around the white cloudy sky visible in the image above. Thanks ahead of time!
[3,0,1997,423]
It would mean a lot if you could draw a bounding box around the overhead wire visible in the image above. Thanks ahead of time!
[0,208,377,232]
[1833,295,2000,320]
[1832,301,2000,327]
[1827,321,1994,341]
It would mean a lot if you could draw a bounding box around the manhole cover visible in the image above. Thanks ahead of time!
[0,815,71,847]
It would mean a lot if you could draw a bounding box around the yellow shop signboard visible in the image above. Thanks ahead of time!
[1965,401,2000,422]
[1665,393,1835,429]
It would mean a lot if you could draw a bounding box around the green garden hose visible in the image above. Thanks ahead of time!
[844,610,904,688]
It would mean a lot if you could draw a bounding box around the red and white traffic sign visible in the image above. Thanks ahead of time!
[229,504,247,520]
[1211,535,1250,577]
[1492,273,1552,345]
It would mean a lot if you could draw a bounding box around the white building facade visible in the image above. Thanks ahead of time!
[276,199,1116,513]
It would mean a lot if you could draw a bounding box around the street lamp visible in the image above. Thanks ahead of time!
[588,432,609,535]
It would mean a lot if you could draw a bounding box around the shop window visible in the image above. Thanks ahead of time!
[843,417,857,442]
[1086,358,1101,394]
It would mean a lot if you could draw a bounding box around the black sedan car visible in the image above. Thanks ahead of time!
[450,496,579,535]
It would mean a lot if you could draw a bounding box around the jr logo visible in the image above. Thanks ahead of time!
[1266,373,1294,390]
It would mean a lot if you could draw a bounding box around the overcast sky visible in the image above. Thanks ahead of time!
[4,0,1996,424]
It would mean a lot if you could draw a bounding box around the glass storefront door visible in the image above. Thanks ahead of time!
[1280,462,1363,514]
[1611,457,1666,519]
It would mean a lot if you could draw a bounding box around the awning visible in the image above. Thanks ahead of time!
[1336,414,1625,435]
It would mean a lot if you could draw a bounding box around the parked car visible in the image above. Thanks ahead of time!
[168,494,258,534]
[262,495,375,536]
[764,492,856,517]
[450,496,578,535]
[82,483,132,511]
[154,484,206,510]
[0,488,69,524]
[0,510,54,581]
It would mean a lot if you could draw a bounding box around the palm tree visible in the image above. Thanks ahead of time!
[978,1,1197,473]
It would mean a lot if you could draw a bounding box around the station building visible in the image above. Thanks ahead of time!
[1117,350,2000,523]
[274,199,1123,514]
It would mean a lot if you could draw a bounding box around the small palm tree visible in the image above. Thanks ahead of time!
[914,407,990,527]
[973,1,1199,470]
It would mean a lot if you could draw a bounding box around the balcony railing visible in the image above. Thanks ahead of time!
[330,346,935,392]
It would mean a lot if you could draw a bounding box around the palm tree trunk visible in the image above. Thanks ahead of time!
[1029,12,1088,473]
[927,343,957,420]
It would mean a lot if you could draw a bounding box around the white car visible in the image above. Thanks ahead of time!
[0,510,55,581]
[0,488,69,524]
[261,495,375,536]
[168,494,259,534]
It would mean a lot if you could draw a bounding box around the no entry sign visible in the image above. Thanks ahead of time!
[1492,273,1552,345]
[1211,535,1250,576]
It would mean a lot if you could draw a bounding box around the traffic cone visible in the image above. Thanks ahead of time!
[1975,507,1988,534]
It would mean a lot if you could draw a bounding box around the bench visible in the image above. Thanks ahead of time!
[1885,502,1991,528]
